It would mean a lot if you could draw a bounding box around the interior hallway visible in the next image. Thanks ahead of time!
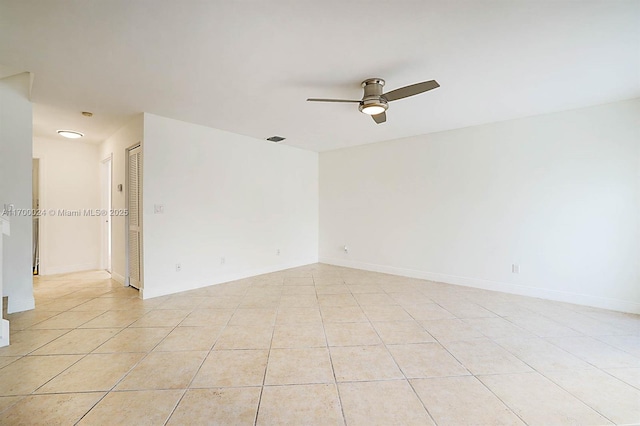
[0,264,638,425]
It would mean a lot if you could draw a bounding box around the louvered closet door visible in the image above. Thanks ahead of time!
[128,145,142,289]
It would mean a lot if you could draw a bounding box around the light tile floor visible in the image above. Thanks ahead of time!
[1,264,639,425]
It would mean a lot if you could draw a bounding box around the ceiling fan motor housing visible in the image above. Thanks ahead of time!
[358,78,388,114]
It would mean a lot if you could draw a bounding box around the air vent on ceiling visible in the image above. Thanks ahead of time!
[266,136,286,143]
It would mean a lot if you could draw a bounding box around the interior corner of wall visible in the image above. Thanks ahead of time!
[111,271,126,286]
[27,72,35,101]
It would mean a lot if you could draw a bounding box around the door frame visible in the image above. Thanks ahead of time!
[31,155,46,275]
[32,158,40,275]
[100,154,113,273]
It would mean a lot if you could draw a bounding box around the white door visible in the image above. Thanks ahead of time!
[101,156,112,273]
[127,145,142,289]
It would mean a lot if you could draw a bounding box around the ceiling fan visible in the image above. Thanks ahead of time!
[307,78,440,124]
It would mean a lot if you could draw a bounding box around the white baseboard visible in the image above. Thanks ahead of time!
[6,295,35,314]
[0,319,9,348]
[110,271,126,285]
[142,258,318,299]
[41,262,101,276]
[320,257,640,315]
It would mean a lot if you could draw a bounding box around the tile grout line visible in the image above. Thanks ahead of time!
[533,371,618,425]
[161,299,236,426]
[73,291,208,423]
[0,276,118,415]
[73,319,184,423]
[597,367,640,392]
[10,299,124,407]
[314,272,348,426]
[352,279,440,426]
[78,282,250,423]
[426,294,559,425]
[29,275,144,424]
[391,290,534,425]
[252,275,281,426]
[434,314,621,424]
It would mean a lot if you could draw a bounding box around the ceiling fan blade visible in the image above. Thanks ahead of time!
[382,80,439,102]
[372,111,386,124]
[306,98,361,103]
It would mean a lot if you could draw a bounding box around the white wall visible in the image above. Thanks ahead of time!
[99,115,144,285]
[0,73,34,313]
[142,113,318,298]
[33,137,101,274]
[320,99,640,314]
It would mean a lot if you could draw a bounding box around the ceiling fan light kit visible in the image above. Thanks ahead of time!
[307,77,440,124]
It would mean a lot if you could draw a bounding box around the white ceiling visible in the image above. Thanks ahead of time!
[1,1,638,151]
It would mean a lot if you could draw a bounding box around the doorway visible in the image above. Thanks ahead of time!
[101,156,112,273]
[126,144,142,290]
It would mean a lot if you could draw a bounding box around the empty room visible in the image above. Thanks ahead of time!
[0,1,638,425]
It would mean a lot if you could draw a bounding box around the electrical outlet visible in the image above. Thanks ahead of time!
[220,257,226,265]
[276,249,280,256]
[344,245,349,254]
[512,264,520,274]
[175,263,181,272]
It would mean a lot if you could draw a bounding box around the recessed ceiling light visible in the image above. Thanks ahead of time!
[57,130,84,139]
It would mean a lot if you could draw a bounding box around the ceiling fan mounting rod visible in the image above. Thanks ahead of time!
[362,78,385,99]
